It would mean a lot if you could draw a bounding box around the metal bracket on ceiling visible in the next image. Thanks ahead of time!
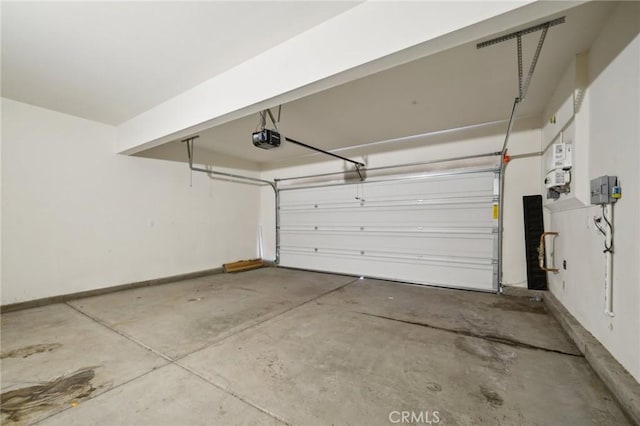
[260,106,281,130]
[476,17,565,49]
[477,16,564,103]
[182,135,199,170]
[476,16,565,154]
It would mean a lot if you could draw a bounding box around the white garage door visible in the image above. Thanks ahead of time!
[278,169,500,291]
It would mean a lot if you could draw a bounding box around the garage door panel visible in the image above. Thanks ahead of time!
[280,231,495,258]
[280,205,495,227]
[279,170,499,291]
[279,251,495,291]
[280,196,494,211]
[281,174,495,205]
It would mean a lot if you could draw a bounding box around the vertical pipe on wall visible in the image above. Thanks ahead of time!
[604,203,614,316]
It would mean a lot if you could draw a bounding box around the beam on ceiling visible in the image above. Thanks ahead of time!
[116,1,589,156]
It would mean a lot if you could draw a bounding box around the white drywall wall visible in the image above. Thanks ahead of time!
[544,2,639,381]
[1,98,261,305]
[260,123,542,289]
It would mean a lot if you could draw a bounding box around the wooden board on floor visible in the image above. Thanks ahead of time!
[223,259,264,273]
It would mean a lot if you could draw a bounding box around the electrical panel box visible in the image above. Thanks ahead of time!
[590,175,619,205]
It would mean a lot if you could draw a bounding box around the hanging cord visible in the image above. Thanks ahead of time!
[191,139,194,187]
[355,182,365,201]
[593,204,614,253]
[184,137,196,187]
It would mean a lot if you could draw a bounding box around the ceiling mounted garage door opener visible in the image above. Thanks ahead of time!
[252,106,366,180]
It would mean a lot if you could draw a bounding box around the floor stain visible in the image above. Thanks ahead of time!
[1,367,98,422]
[455,337,514,363]
[426,382,442,392]
[455,336,515,374]
[479,385,504,408]
[256,353,286,379]
[235,287,260,294]
[1,343,62,360]
[490,299,546,314]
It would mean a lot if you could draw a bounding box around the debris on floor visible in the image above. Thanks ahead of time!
[1,366,98,423]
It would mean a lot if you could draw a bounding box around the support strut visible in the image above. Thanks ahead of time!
[477,17,564,292]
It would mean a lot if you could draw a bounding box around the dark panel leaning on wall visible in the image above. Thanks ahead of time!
[523,195,548,290]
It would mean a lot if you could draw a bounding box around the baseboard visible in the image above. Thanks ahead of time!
[0,267,224,313]
[501,285,546,299]
[543,291,640,425]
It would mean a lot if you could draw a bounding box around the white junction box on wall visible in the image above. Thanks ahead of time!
[551,142,573,169]
[542,51,590,212]
[545,142,572,191]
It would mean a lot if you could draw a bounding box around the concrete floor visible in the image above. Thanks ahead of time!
[0,268,630,425]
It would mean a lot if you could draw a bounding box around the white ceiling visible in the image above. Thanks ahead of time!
[0,1,359,124]
[2,1,616,170]
[141,1,612,169]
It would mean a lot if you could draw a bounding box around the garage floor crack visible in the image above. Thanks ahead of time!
[355,311,583,357]
[175,276,361,359]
